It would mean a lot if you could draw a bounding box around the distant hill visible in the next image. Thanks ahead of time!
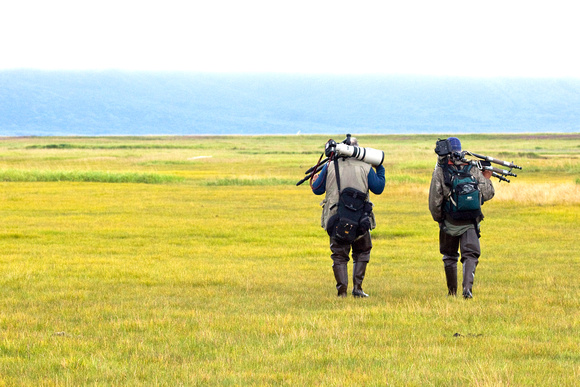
[1,70,579,136]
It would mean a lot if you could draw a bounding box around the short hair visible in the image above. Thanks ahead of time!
[350,137,358,146]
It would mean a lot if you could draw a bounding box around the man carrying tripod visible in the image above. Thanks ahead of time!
[428,137,494,299]
[311,137,385,298]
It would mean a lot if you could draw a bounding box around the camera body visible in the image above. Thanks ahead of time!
[325,139,337,157]
[434,138,453,156]
[435,138,466,161]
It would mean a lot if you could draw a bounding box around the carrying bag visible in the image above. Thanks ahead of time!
[444,164,482,220]
[327,158,373,243]
[333,187,367,243]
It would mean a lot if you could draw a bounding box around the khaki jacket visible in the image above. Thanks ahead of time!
[428,160,495,224]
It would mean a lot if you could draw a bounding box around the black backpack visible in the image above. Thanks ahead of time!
[327,158,373,243]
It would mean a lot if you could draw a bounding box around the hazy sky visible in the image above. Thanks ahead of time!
[1,0,578,77]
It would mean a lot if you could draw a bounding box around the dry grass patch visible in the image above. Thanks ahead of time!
[494,181,580,205]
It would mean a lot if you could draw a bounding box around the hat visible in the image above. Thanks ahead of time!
[447,137,461,152]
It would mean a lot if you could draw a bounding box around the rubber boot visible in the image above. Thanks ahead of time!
[351,261,369,298]
[444,266,457,296]
[332,264,348,297]
[462,288,473,299]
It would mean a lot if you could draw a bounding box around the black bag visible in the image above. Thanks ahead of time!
[333,187,367,243]
[327,158,373,243]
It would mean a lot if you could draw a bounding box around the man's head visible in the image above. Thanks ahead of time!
[350,137,358,146]
[447,137,461,152]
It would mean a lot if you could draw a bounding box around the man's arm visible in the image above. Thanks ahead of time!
[474,168,495,202]
[368,165,385,194]
[428,167,445,222]
[311,164,327,195]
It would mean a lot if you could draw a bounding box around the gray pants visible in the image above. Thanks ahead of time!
[330,231,372,265]
[439,227,480,293]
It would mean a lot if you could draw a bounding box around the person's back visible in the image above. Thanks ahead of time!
[321,157,372,230]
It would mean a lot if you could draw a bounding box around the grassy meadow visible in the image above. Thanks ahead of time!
[0,134,578,386]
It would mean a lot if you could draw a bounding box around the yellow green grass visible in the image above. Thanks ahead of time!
[0,134,578,385]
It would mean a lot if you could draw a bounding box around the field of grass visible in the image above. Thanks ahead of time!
[0,134,578,385]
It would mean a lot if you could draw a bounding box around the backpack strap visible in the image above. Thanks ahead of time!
[440,160,453,187]
[462,163,481,238]
[461,164,473,174]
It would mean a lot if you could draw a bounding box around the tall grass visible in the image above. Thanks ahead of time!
[26,143,197,149]
[494,181,580,204]
[204,177,296,186]
[495,151,547,159]
[0,169,183,184]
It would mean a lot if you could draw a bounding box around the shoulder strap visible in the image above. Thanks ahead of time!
[334,157,341,194]
[462,164,473,174]
[441,162,453,187]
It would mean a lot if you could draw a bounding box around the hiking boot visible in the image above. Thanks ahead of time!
[352,288,369,298]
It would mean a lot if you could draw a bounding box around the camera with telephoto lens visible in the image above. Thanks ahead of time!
[325,137,384,167]
[296,134,384,186]
[334,143,384,167]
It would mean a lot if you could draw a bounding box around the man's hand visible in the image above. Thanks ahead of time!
[482,170,492,179]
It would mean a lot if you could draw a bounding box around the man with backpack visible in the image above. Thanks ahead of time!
[311,137,385,298]
[428,137,495,299]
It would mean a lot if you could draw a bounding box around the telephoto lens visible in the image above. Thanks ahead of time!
[334,143,384,167]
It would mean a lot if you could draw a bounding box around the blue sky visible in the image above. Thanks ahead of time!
[1,0,578,78]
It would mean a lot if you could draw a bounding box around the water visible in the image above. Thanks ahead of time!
[1,70,579,136]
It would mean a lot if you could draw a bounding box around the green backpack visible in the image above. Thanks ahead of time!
[444,164,482,220]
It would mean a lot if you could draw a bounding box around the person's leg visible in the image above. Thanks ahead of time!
[330,237,351,297]
[352,232,372,297]
[440,228,460,296]
[459,228,480,299]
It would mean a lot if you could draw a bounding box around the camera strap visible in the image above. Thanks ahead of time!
[334,156,342,194]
